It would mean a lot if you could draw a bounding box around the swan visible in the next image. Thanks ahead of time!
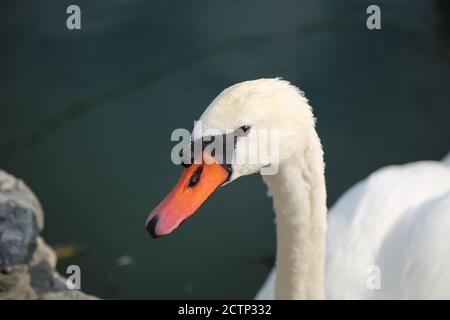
[257,154,450,299]
[146,78,450,299]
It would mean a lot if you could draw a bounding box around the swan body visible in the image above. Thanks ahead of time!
[256,159,450,299]
[148,78,450,299]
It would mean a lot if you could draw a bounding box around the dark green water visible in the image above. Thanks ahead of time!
[1,0,449,299]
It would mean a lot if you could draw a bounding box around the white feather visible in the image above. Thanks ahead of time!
[256,160,450,299]
[189,78,450,299]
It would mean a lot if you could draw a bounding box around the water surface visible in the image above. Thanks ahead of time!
[1,0,449,298]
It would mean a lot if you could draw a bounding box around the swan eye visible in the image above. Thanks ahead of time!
[237,125,251,136]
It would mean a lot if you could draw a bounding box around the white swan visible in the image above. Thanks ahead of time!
[257,157,450,299]
[147,78,450,299]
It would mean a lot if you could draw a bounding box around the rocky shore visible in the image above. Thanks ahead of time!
[0,170,97,299]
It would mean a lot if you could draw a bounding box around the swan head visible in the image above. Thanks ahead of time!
[146,78,316,238]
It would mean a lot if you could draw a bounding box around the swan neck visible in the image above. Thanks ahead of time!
[263,134,327,299]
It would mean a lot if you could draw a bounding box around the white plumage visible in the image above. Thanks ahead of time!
[190,77,450,299]
[256,159,450,299]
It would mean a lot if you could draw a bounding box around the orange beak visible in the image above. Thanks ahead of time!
[146,152,230,238]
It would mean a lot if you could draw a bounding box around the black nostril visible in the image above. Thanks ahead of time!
[188,166,203,187]
[146,215,160,239]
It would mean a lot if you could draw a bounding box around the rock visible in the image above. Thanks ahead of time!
[31,237,57,269]
[0,170,98,300]
[0,201,39,270]
[0,170,44,231]
[29,260,96,300]
[0,265,37,299]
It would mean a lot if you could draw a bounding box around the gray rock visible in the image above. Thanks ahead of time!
[0,170,44,231]
[0,201,38,270]
[0,265,37,299]
[31,237,57,269]
[29,260,96,300]
[0,170,98,300]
